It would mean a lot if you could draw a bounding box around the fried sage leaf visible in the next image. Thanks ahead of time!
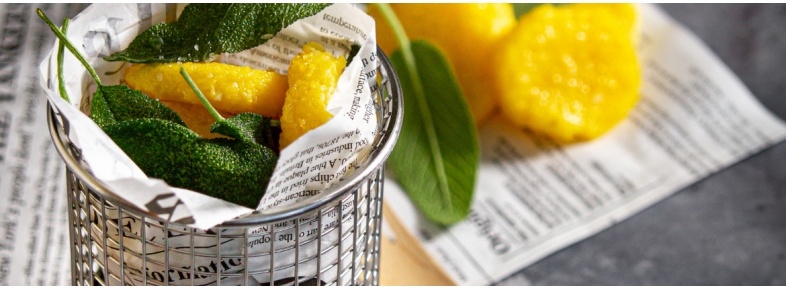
[104,3,330,63]
[90,85,186,128]
[102,118,278,208]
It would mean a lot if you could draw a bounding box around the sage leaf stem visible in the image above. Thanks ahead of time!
[180,66,224,122]
[37,9,102,86]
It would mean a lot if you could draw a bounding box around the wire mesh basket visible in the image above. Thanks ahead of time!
[47,47,403,286]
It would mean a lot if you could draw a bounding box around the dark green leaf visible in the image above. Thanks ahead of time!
[211,112,280,152]
[104,3,330,63]
[90,89,115,127]
[90,85,186,128]
[347,44,361,68]
[388,40,480,225]
[103,118,278,208]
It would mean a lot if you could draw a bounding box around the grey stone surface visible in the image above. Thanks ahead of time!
[498,4,786,286]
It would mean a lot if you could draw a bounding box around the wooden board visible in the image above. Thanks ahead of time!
[379,203,455,286]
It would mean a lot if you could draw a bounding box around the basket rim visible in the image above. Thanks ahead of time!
[47,46,403,227]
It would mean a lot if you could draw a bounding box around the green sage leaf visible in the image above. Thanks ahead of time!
[388,40,480,225]
[90,85,186,128]
[211,113,279,152]
[347,44,361,68]
[102,118,277,208]
[104,3,330,63]
[89,88,115,127]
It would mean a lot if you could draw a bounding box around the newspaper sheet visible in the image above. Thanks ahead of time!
[0,3,88,285]
[384,3,786,285]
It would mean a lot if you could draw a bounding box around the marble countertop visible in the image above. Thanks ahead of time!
[499,3,786,285]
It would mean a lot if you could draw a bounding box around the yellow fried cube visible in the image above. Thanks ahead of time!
[124,62,288,118]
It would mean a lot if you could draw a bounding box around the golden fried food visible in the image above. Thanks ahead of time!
[494,4,640,142]
[124,62,288,118]
[279,42,346,149]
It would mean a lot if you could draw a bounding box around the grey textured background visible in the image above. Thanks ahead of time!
[498,4,786,286]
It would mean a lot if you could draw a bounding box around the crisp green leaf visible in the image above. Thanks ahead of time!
[90,85,186,128]
[388,40,480,225]
[347,44,361,68]
[89,89,115,127]
[102,118,277,208]
[211,113,280,152]
[104,3,330,63]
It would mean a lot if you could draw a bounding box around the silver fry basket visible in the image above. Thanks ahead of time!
[47,47,403,286]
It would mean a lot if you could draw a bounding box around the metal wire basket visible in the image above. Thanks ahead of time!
[47,47,403,286]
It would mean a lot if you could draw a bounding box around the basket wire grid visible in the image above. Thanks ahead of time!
[48,48,403,286]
